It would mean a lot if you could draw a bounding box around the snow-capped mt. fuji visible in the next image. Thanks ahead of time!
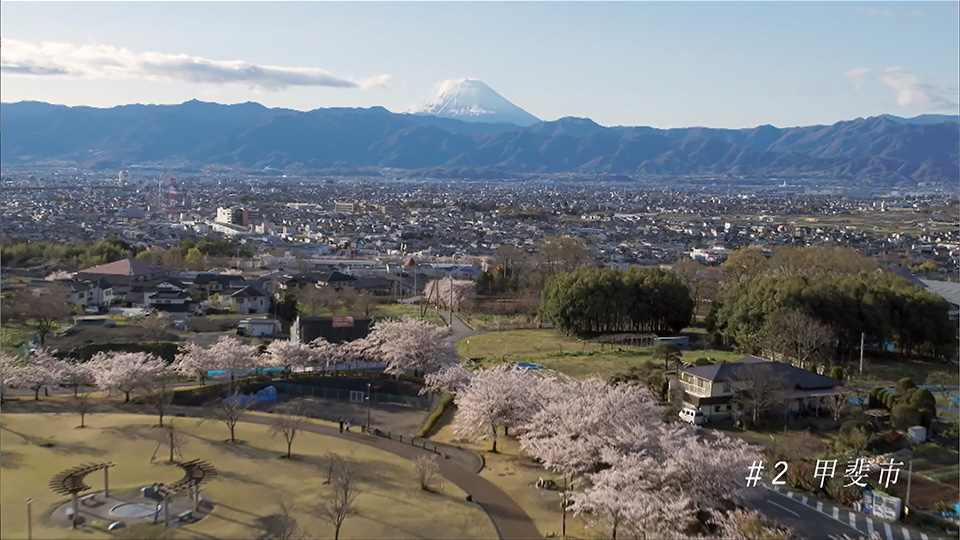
[406,79,541,126]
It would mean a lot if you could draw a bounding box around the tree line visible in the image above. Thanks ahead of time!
[711,246,957,361]
[1,236,253,271]
[540,267,694,337]
[1,238,133,268]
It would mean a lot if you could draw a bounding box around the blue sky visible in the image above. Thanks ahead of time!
[1,1,958,128]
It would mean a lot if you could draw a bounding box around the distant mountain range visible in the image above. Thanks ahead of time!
[2,98,958,186]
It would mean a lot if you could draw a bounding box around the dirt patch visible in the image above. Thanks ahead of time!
[44,326,183,351]
[887,474,959,510]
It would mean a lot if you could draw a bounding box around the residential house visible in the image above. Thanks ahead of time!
[191,273,246,296]
[222,285,270,314]
[75,258,174,282]
[315,271,358,291]
[671,356,842,422]
[352,276,394,296]
[146,290,194,312]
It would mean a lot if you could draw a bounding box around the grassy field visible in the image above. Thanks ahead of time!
[465,313,542,331]
[0,324,36,353]
[457,329,744,379]
[0,413,496,540]
[859,355,959,388]
[373,304,446,326]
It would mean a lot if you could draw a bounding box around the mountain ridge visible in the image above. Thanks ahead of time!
[1,100,957,186]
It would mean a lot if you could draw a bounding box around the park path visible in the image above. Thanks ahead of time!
[168,406,542,540]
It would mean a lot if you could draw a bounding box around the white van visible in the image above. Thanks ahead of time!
[679,407,706,425]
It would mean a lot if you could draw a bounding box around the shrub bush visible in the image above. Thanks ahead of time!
[416,394,454,438]
[891,404,922,431]
[829,366,844,381]
[66,341,182,362]
[895,377,918,395]
[839,420,870,437]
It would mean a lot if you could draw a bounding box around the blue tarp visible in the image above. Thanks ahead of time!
[223,386,277,406]
[513,362,544,370]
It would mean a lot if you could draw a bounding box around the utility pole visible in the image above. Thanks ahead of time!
[366,382,372,433]
[905,459,913,513]
[448,273,454,326]
[860,332,866,377]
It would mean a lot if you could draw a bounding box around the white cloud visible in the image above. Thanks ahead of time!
[878,67,958,110]
[844,67,871,91]
[0,39,394,91]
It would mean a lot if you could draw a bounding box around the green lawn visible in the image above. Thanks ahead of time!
[859,356,959,388]
[457,329,745,379]
[0,412,496,540]
[465,313,542,331]
[1,324,35,353]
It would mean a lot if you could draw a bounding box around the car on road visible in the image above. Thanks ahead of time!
[679,407,706,425]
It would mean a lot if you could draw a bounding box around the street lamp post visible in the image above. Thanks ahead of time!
[26,498,33,540]
[366,382,372,433]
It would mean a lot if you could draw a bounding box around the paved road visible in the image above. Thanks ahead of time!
[168,405,541,540]
[756,485,944,540]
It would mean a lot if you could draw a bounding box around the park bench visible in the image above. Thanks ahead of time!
[79,493,99,506]
[177,510,193,522]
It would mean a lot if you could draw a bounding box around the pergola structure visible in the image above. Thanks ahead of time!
[586,333,658,348]
[49,462,116,528]
[156,459,218,525]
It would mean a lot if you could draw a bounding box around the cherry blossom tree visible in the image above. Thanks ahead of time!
[709,508,795,540]
[308,337,340,370]
[88,351,166,402]
[453,365,554,452]
[569,451,696,540]
[423,278,476,312]
[363,319,456,376]
[207,336,259,385]
[173,342,217,385]
[421,364,472,395]
[264,340,317,377]
[59,358,95,396]
[0,353,11,402]
[518,378,660,478]
[4,348,63,400]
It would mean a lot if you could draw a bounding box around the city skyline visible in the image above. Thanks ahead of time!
[1,1,959,128]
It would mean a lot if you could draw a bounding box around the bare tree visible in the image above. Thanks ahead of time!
[256,500,304,540]
[733,363,790,426]
[763,309,835,369]
[4,285,73,345]
[846,372,880,413]
[146,367,176,427]
[214,390,257,443]
[673,257,705,306]
[270,404,306,459]
[140,313,169,343]
[413,454,439,491]
[825,386,850,422]
[318,459,360,540]
[72,392,94,428]
[325,452,341,485]
[924,371,956,400]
